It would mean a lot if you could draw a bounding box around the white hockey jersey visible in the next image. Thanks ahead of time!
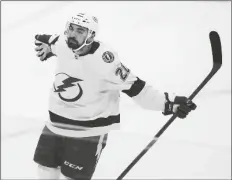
[45,34,166,137]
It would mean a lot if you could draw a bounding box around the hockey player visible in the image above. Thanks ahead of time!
[33,13,196,180]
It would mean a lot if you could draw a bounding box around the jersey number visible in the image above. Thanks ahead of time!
[115,63,130,81]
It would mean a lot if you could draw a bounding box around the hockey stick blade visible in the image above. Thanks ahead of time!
[116,31,222,180]
[210,31,222,66]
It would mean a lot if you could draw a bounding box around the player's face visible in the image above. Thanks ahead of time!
[66,24,89,50]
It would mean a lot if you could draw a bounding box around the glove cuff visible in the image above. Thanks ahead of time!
[162,92,174,115]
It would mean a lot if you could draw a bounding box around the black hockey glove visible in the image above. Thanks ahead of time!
[34,34,58,61]
[162,92,197,119]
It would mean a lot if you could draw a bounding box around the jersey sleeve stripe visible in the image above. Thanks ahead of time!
[122,77,146,97]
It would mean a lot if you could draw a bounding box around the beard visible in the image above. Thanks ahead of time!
[67,37,81,50]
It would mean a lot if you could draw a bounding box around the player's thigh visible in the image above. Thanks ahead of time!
[33,125,64,168]
[61,134,108,180]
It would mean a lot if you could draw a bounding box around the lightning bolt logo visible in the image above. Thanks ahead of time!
[53,73,84,102]
[54,77,82,92]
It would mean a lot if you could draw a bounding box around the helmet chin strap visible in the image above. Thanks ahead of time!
[72,30,94,54]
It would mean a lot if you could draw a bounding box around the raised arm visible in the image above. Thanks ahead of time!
[105,52,196,119]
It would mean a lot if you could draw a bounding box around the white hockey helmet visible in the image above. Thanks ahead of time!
[65,13,98,36]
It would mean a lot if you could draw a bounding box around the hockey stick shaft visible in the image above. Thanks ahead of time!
[116,31,222,180]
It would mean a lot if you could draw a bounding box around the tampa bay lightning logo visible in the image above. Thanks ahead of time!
[53,73,83,102]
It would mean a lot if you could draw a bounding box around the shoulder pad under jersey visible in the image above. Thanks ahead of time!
[91,42,121,76]
[98,42,118,64]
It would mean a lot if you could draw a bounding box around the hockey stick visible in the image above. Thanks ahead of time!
[116,31,222,180]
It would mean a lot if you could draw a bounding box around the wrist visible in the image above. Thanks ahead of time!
[162,92,173,115]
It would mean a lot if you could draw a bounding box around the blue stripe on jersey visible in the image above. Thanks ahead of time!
[49,111,120,128]
[122,77,146,97]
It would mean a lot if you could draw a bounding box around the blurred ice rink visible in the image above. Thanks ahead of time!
[1,1,231,179]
